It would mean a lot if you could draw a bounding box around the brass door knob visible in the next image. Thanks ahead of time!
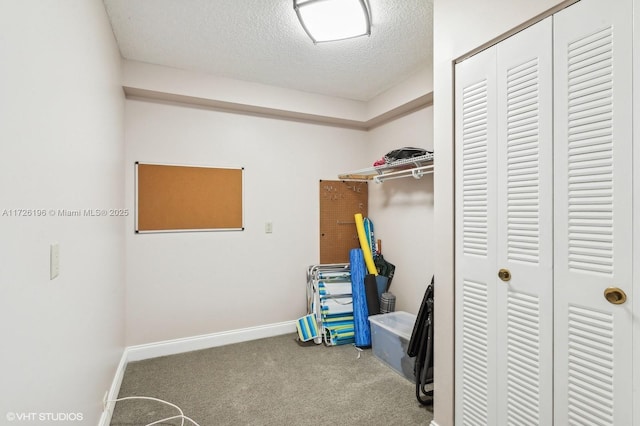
[498,268,511,282]
[603,287,627,305]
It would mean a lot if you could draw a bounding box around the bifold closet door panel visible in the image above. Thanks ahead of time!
[454,46,498,426]
[495,17,553,426]
[553,0,634,424]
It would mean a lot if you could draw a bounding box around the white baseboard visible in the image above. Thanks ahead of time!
[126,320,297,362]
[98,320,296,425]
[98,348,128,426]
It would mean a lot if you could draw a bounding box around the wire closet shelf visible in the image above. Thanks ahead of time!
[337,153,434,183]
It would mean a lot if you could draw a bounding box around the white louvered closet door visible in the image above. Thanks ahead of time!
[495,18,553,426]
[454,45,498,426]
[455,19,553,425]
[553,0,634,424]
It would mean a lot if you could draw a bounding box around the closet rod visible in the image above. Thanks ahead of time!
[373,164,434,183]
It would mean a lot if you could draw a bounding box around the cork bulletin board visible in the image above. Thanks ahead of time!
[135,162,244,233]
[319,180,368,263]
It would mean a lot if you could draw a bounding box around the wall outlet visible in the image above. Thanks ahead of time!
[265,222,273,233]
[50,243,60,280]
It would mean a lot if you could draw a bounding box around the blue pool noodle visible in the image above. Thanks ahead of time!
[350,248,371,348]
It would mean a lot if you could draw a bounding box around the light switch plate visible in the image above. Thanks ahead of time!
[50,243,60,280]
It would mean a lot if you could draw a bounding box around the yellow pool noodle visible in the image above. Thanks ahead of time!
[354,213,378,275]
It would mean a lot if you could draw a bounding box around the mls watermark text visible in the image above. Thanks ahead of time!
[2,208,129,218]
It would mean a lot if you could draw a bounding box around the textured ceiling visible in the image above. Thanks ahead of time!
[103,0,433,101]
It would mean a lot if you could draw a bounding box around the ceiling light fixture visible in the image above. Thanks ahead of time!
[293,0,371,44]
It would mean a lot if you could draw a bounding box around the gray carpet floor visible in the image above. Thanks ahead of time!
[110,333,433,425]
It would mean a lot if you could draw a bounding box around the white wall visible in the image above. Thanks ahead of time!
[432,1,572,425]
[368,67,433,119]
[368,107,434,315]
[123,59,434,346]
[0,1,125,424]
[124,99,369,345]
[124,60,369,123]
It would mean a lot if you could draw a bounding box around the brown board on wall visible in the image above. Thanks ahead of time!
[135,162,243,233]
[319,180,368,264]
